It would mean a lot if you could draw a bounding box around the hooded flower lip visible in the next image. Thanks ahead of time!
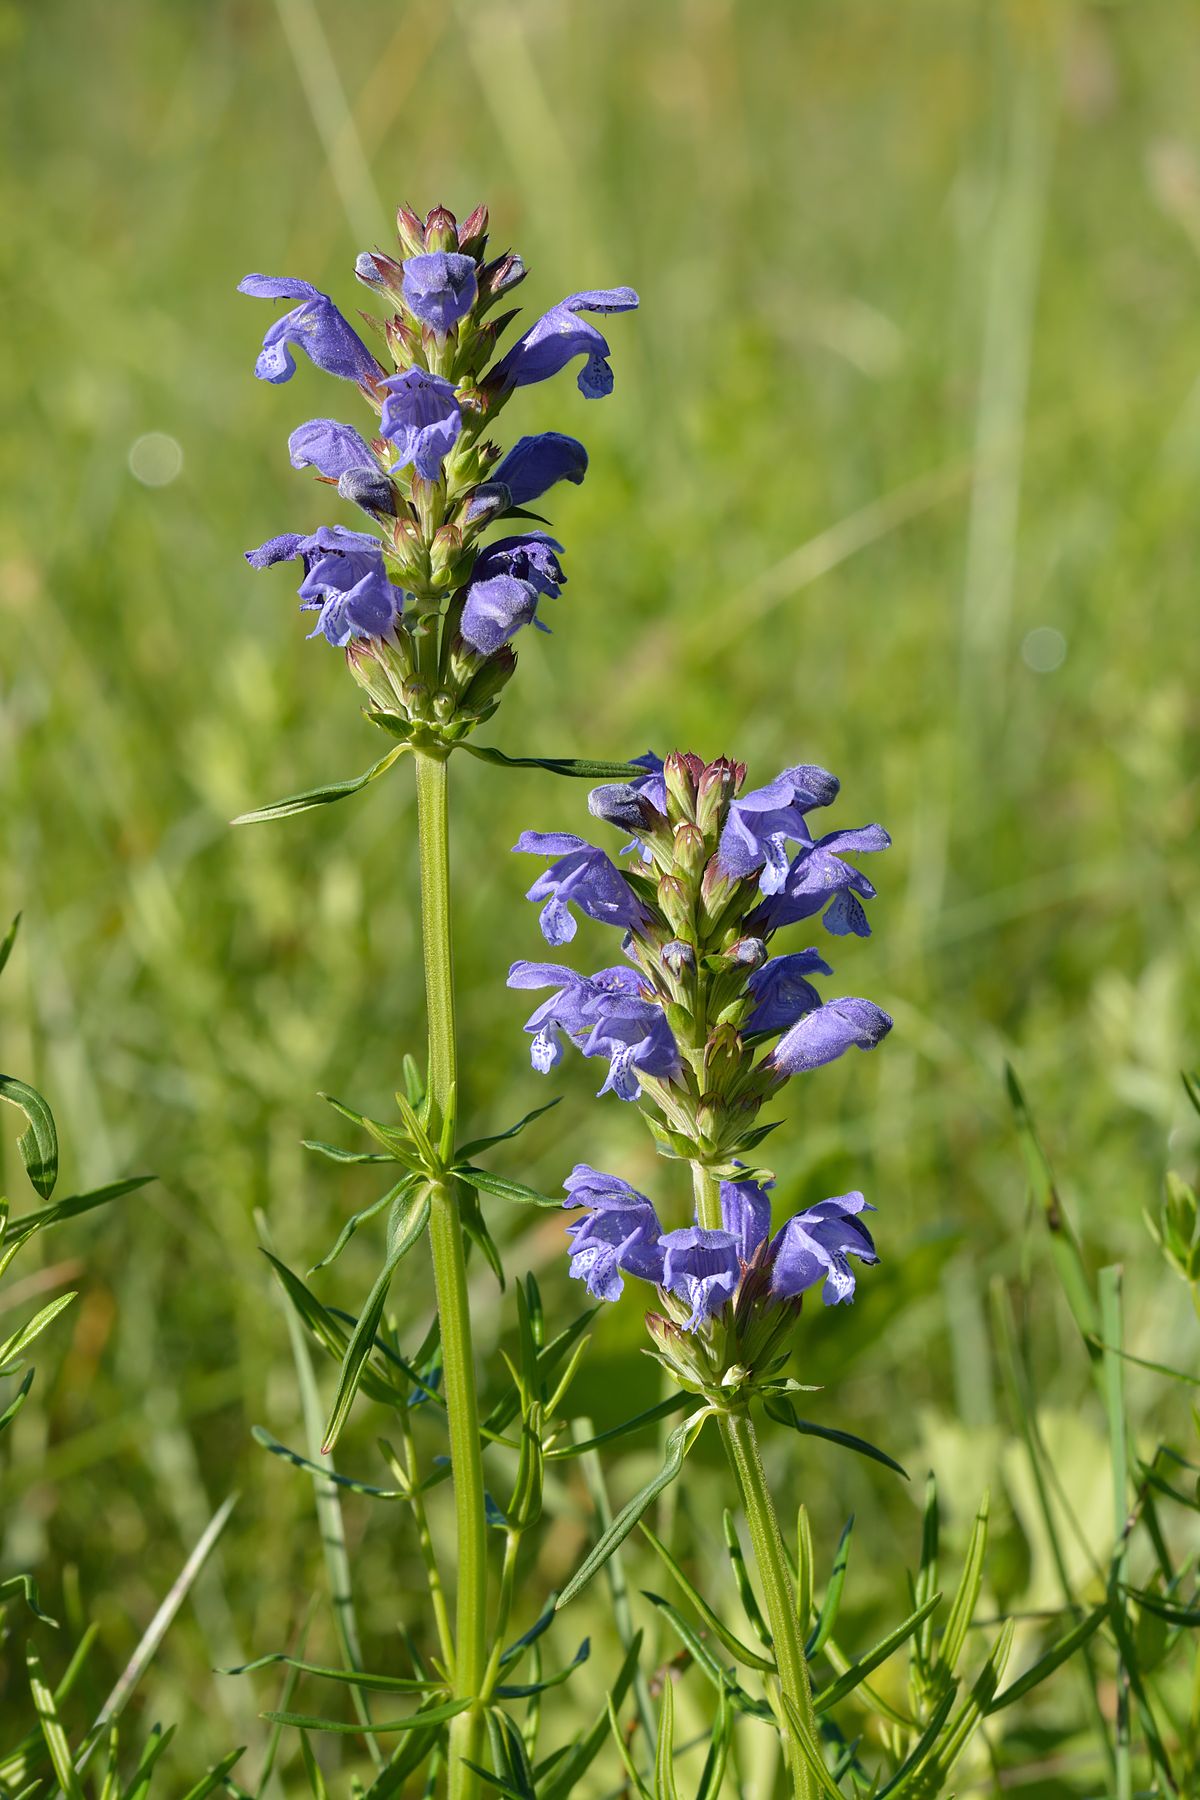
[245,524,399,646]
[720,1172,775,1263]
[379,370,462,480]
[401,251,478,333]
[288,418,379,481]
[718,764,841,894]
[238,275,381,386]
[660,1226,741,1329]
[768,996,893,1076]
[755,822,891,939]
[506,961,680,1101]
[744,950,834,1036]
[768,1193,878,1306]
[460,533,567,656]
[513,831,650,945]
[490,287,640,398]
[562,1165,666,1300]
[488,432,589,505]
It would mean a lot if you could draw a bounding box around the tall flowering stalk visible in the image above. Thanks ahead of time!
[239,203,637,1800]
[507,752,891,1792]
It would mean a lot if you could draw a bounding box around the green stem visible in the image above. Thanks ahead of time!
[479,1530,521,1702]
[415,748,487,1800]
[691,1163,815,1799]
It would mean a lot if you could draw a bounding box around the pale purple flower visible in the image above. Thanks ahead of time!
[402,252,477,333]
[506,961,680,1101]
[461,534,566,656]
[288,418,379,479]
[513,831,649,945]
[490,288,639,398]
[588,753,667,851]
[769,1193,878,1306]
[661,1227,741,1329]
[744,950,833,1035]
[245,525,399,646]
[238,276,380,386]
[718,764,841,894]
[563,1165,666,1300]
[380,370,462,480]
[768,997,893,1076]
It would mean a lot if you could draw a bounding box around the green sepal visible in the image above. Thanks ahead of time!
[0,1076,58,1199]
[232,744,409,825]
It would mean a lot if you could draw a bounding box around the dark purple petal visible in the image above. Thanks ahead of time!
[461,572,540,655]
[719,1174,774,1261]
[490,432,588,505]
[745,950,833,1035]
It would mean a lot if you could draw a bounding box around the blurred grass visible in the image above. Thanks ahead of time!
[1,0,1198,1790]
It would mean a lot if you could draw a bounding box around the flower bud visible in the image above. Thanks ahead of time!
[338,467,396,516]
[385,313,421,367]
[662,939,696,976]
[589,783,660,835]
[396,205,426,256]
[457,203,489,256]
[345,637,407,711]
[464,481,512,527]
[657,873,693,938]
[673,822,706,882]
[456,645,517,715]
[479,252,527,306]
[663,751,701,823]
[696,757,745,837]
[429,524,466,585]
[356,251,405,297]
[704,1022,746,1096]
[401,678,431,720]
[726,936,767,971]
[423,205,458,251]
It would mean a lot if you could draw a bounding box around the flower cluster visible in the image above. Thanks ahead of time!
[564,1164,878,1395]
[507,751,893,1166]
[239,205,637,738]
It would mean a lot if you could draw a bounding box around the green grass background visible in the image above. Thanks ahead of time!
[1,0,1198,1790]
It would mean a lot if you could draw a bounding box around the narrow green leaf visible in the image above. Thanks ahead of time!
[807,1517,853,1659]
[0,1291,77,1368]
[26,1648,86,1800]
[813,1593,942,1714]
[233,745,408,825]
[456,1167,560,1208]
[0,1077,59,1199]
[301,1141,398,1167]
[641,1592,772,1720]
[654,1675,678,1800]
[458,745,646,780]
[547,1393,691,1460]
[606,1697,654,1800]
[639,1523,776,1672]
[724,1509,773,1651]
[457,1100,562,1161]
[0,1177,152,1271]
[262,1696,471,1735]
[795,1505,814,1642]
[0,1368,36,1435]
[695,1688,733,1800]
[179,1748,246,1800]
[935,1493,988,1678]
[874,1686,957,1797]
[0,1570,57,1625]
[762,1398,907,1478]
[779,1696,847,1800]
[1182,1069,1200,1119]
[261,1253,414,1409]
[0,913,19,981]
[322,1188,432,1451]
[309,1177,418,1274]
[222,1652,440,1693]
[987,1605,1105,1712]
[495,1640,590,1700]
[556,1410,711,1609]
[250,1431,409,1497]
[1006,1063,1099,1347]
[118,1722,175,1800]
